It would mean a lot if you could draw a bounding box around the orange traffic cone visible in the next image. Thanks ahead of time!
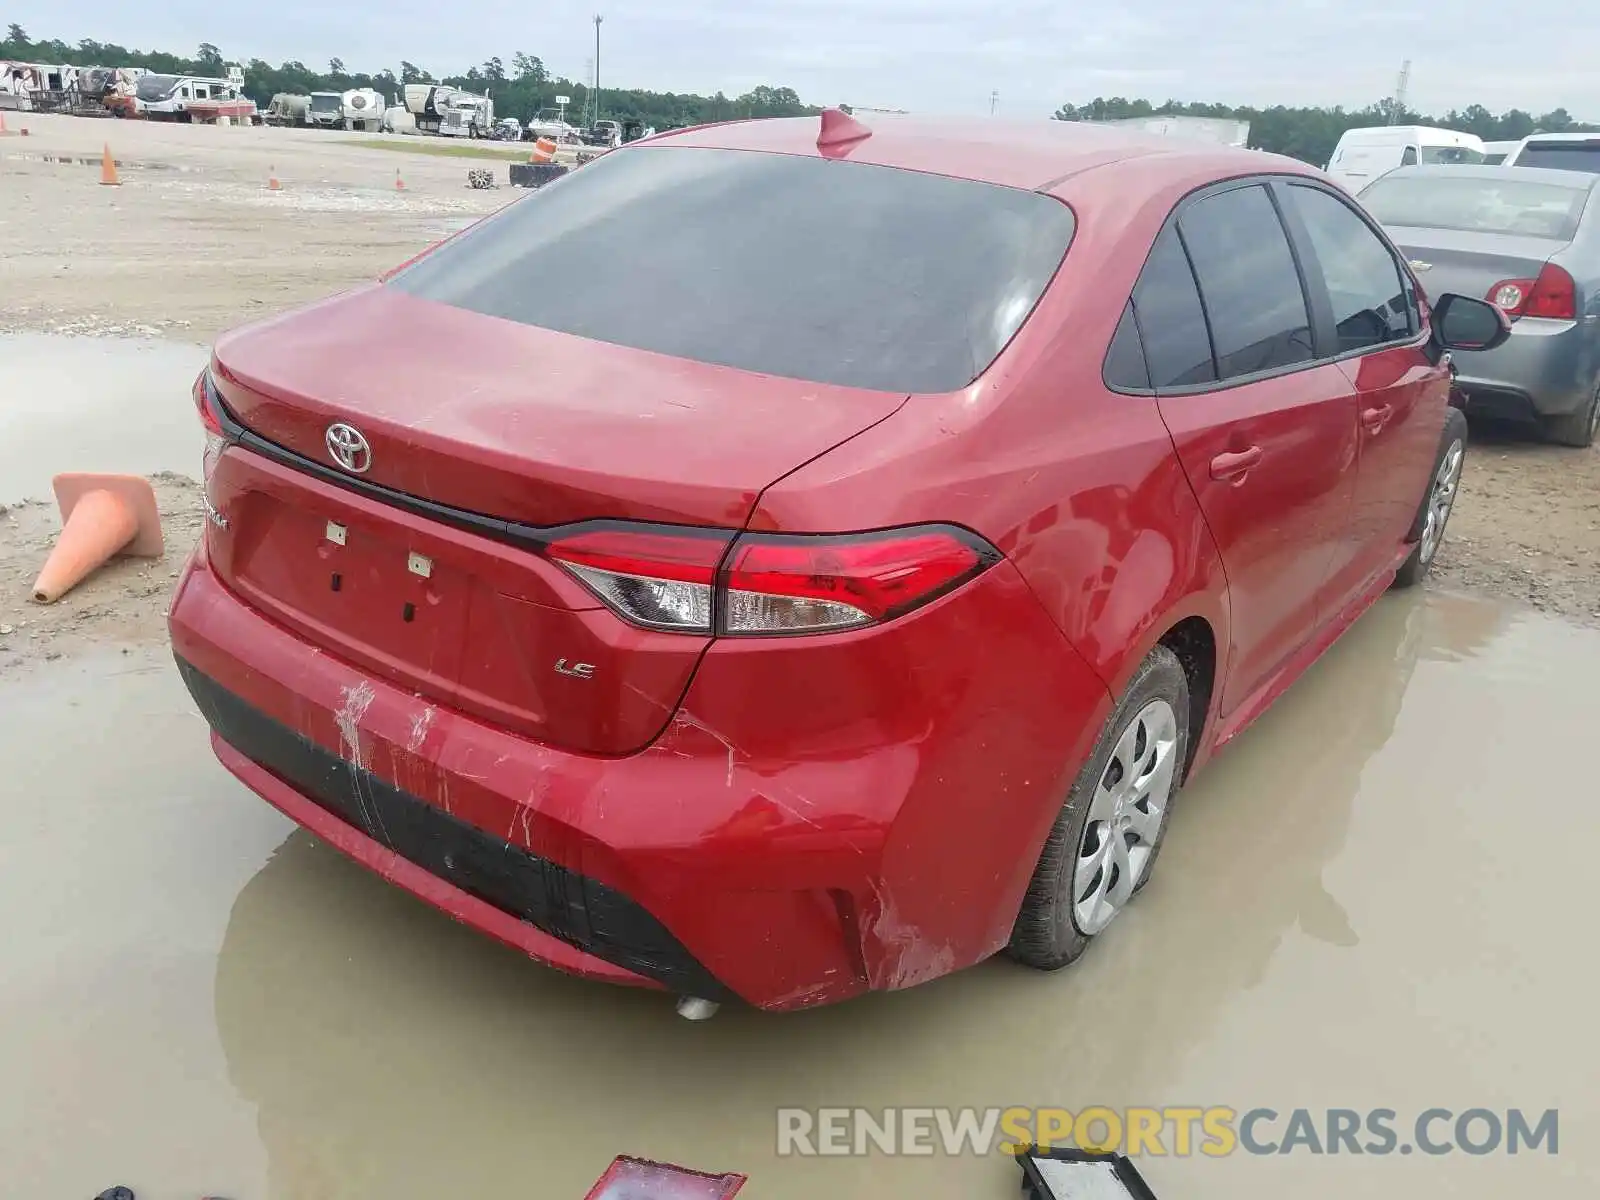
[30,474,164,605]
[394,167,405,191]
[267,164,281,191]
[99,144,120,186]
[0,112,10,136]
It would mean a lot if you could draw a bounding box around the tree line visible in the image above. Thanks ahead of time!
[0,26,817,130]
[1055,97,1600,167]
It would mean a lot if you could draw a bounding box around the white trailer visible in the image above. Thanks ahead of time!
[132,69,248,121]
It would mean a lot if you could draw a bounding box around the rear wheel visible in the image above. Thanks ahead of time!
[1543,380,1600,449]
[1393,406,1467,589]
[1008,645,1189,971]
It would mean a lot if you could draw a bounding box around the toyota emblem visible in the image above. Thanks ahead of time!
[325,422,372,474]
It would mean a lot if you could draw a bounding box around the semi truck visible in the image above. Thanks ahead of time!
[403,83,493,138]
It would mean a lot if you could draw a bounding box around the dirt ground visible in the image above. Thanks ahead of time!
[1,111,1598,672]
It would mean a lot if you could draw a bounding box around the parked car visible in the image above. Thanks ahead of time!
[1325,125,1487,192]
[1359,164,1600,445]
[1481,140,1520,166]
[1502,132,1600,175]
[170,114,1508,1013]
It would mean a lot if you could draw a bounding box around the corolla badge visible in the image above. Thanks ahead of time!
[325,422,372,474]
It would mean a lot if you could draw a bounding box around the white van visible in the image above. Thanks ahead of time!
[1324,126,1487,191]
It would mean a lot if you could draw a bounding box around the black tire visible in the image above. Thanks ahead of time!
[1008,644,1189,971]
[1542,380,1600,449]
[1393,406,1468,589]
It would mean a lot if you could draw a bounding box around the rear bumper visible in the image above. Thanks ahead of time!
[1451,316,1596,419]
[170,536,1111,1010]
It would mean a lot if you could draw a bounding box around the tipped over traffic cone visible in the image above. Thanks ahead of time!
[267,164,281,191]
[99,144,120,186]
[30,474,164,605]
[394,167,405,191]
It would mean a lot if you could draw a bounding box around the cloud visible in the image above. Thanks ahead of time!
[9,0,1598,118]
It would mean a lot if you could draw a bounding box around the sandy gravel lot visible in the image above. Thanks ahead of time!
[1,110,1597,669]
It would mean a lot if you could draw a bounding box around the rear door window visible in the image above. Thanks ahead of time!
[1103,302,1151,391]
[389,146,1077,393]
[1178,185,1315,381]
[1130,226,1216,388]
[1284,184,1415,354]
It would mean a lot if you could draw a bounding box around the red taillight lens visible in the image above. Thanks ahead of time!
[546,526,730,633]
[193,370,226,481]
[1525,263,1577,319]
[1488,263,1577,321]
[546,523,999,637]
[723,528,992,634]
[193,370,224,437]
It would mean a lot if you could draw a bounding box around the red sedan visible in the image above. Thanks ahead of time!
[170,111,1508,1012]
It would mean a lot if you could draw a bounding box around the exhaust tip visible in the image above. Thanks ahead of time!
[676,997,720,1021]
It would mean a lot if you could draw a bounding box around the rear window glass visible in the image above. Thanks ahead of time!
[1359,175,1590,240]
[1513,143,1600,175]
[388,146,1077,393]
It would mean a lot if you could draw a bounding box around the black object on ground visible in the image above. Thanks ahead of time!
[509,161,570,189]
[1017,1147,1160,1199]
[94,1188,136,1200]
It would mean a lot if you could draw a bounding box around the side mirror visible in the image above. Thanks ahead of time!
[1432,293,1512,353]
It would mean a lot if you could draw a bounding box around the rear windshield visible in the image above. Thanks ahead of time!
[388,145,1077,393]
[1359,175,1590,241]
[1513,142,1600,175]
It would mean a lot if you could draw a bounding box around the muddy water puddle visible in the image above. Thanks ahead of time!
[0,334,207,501]
[0,591,1595,1198]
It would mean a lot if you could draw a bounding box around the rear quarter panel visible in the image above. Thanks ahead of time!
[750,155,1288,761]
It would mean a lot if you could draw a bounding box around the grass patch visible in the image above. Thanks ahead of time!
[349,137,540,162]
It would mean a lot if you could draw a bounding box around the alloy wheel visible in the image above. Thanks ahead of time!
[1074,699,1180,935]
[1419,439,1464,565]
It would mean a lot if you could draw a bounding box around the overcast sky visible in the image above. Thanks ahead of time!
[12,2,1600,119]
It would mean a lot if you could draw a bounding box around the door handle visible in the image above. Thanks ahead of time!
[1210,446,1263,481]
[1361,404,1393,433]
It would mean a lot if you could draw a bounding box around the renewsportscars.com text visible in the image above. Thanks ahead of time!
[776,1106,1559,1158]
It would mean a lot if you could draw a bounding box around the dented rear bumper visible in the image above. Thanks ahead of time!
[170,536,1111,1010]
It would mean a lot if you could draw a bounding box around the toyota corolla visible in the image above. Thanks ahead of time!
[170,111,1508,1012]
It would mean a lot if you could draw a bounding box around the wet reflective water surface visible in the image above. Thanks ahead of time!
[0,334,207,500]
[1,591,1595,1199]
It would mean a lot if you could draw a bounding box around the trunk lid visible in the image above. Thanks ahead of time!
[205,286,908,755]
[1385,227,1567,305]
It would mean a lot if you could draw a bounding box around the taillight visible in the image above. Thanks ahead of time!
[545,523,999,637]
[546,526,729,633]
[1488,263,1577,321]
[193,370,226,480]
[722,529,992,633]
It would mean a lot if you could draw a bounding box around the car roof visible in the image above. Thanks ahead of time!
[1518,132,1600,143]
[646,112,1308,192]
[1373,164,1600,190]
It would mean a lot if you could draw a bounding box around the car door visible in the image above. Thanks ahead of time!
[1276,180,1451,610]
[1131,182,1361,716]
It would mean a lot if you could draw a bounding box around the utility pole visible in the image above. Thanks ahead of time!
[593,14,603,125]
[990,89,999,116]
